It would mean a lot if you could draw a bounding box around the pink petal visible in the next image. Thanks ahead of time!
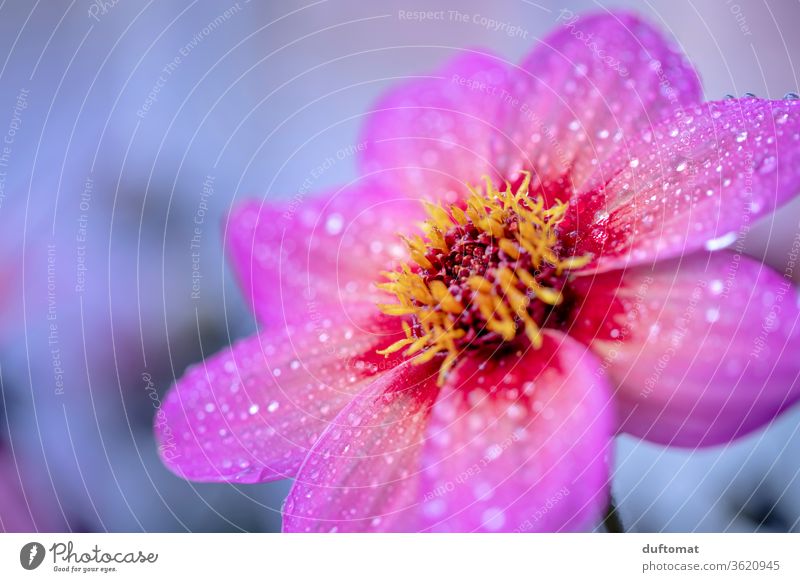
[418,332,613,532]
[517,10,702,192]
[568,251,800,447]
[282,359,440,532]
[359,12,702,206]
[567,98,800,272]
[225,184,421,326]
[358,51,517,203]
[156,312,406,483]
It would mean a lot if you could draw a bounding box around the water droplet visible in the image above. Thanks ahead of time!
[629,158,640,168]
[325,213,344,235]
[758,156,777,174]
[267,401,280,413]
[248,404,259,415]
[482,507,506,531]
[735,131,748,143]
[705,231,737,251]
[705,307,720,323]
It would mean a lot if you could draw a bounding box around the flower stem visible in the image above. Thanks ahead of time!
[603,499,624,533]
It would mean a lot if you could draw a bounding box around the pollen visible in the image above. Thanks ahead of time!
[376,173,591,384]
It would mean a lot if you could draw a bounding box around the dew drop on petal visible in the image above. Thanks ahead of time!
[705,231,737,251]
[705,307,720,323]
[758,156,777,174]
[325,213,344,235]
[481,507,506,531]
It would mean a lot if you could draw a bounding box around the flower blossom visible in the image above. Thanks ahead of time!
[156,11,800,532]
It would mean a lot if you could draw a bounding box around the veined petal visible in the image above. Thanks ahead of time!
[567,98,800,272]
[225,184,420,326]
[568,251,800,447]
[282,359,440,532]
[156,312,406,483]
[418,332,613,532]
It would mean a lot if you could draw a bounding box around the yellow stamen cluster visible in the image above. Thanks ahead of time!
[376,173,591,384]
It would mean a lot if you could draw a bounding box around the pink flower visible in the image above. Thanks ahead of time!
[156,11,800,532]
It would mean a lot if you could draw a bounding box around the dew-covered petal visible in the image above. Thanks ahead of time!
[568,251,800,447]
[515,10,702,193]
[358,51,517,204]
[418,332,613,532]
[282,359,440,532]
[156,312,406,483]
[567,98,800,272]
[225,184,420,326]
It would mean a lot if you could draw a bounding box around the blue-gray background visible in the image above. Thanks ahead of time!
[0,0,799,532]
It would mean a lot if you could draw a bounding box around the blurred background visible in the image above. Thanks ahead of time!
[0,0,799,532]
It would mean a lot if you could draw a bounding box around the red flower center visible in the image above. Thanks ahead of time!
[376,173,591,383]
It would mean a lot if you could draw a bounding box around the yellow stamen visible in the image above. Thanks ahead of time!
[376,337,416,356]
[377,303,418,316]
[375,171,591,385]
[557,254,593,274]
[429,280,463,314]
[451,205,469,225]
[499,238,521,259]
[468,276,494,293]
